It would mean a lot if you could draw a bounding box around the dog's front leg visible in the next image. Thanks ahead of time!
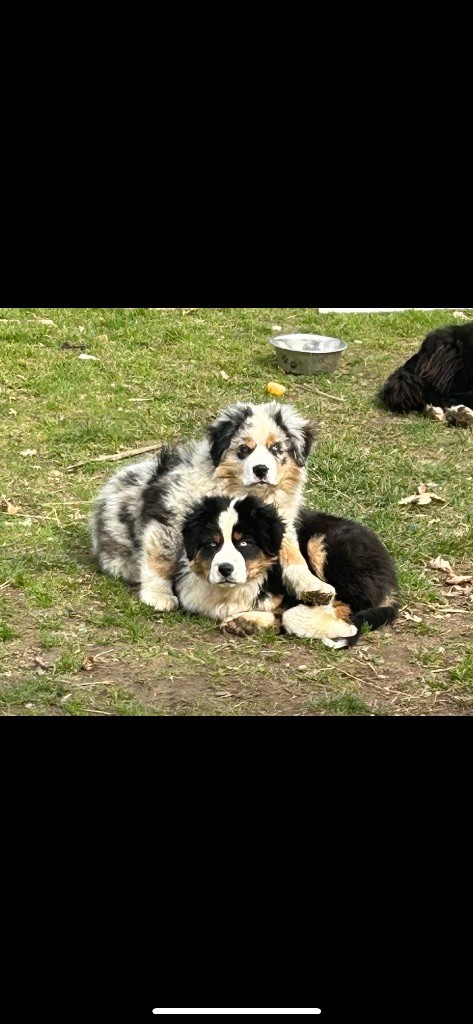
[280,525,335,606]
[221,610,282,636]
[140,521,180,612]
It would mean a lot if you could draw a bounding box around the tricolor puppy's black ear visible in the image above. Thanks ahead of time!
[251,503,285,556]
[271,403,316,467]
[236,497,286,557]
[208,404,253,466]
[182,504,206,561]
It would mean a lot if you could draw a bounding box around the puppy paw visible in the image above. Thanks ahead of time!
[221,617,257,637]
[446,404,473,427]
[425,404,446,422]
[300,583,336,607]
[322,631,358,650]
[140,586,179,612]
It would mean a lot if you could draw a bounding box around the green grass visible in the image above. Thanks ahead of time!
[1,307,473,716]
[309,693,375,716]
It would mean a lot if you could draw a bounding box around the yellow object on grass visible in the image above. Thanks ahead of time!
[266,382,286,397]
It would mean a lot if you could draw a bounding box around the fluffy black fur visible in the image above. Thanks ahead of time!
[298,510,398,644]
[182,495,285,562]
[379,322,473,414]
[263,509,399,645]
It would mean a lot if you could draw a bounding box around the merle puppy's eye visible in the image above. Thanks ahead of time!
[237,444,251,459]
[269,442,282,456]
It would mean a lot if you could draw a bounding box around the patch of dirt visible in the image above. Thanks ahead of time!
[1,586,472,716]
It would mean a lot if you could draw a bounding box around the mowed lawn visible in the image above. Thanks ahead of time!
[1,307,472,717]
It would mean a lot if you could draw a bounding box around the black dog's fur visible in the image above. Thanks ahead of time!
[295,510,398,641]
[379,322,473,414]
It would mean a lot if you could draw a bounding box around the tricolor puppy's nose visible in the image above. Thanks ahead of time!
[218,563,234,578]
[253,464,268,479]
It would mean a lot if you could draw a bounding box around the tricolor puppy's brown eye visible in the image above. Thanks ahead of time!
[237,444,251,459]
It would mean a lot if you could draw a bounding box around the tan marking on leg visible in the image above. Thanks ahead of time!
[281,527,336,605]
[147,551,176,581]
[333,601,353,622]
[280,531,307,567]
[307,535,327,580]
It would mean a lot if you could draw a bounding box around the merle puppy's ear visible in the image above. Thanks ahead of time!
[291,421,316,466]
[270,403,316,467]
[208,404,253,466]
[248,502,285,557]
[182,504,206,561]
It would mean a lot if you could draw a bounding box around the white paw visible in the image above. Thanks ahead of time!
[446,405,473,426]
[283,565,336,606]
[425,405,446,422]
[140,586,179,612]
[322,636,355,650]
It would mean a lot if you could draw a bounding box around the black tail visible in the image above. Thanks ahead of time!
[346,602,400,648]
[378,368,425,413]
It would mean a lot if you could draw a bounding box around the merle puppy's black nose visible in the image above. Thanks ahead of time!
[218,563,234,578]
[253,464,268,479]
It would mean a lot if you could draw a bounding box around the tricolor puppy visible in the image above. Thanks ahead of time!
[92,401,335,611]
[176,496,399,650]
[176,495,286,625]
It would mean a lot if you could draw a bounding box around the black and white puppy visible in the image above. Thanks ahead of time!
[177,496,399,649]
[379,321,473,425]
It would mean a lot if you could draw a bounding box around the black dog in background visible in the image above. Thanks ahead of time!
[379,322,473,424]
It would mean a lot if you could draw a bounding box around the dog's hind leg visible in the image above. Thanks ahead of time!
[282,603,357,646]
[140,521,180,611]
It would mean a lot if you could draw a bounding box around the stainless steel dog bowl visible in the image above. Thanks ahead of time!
[269,334,347,375]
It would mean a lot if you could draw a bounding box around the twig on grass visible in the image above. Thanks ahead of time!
[66,443,162,472]
[290,381,346,403]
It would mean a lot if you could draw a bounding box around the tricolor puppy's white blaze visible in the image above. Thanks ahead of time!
[242,444,278,487]
[209,502,247,584]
